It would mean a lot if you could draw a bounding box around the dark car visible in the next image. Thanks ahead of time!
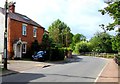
[32,51,46,61]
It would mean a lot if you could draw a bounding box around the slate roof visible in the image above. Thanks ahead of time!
[0,7,44,29]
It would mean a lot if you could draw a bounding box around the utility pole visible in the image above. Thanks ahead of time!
[4,0,8,70]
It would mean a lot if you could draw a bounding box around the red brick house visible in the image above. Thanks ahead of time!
[0,2,45,59]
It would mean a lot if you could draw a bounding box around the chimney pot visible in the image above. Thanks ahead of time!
[8,2,16,13]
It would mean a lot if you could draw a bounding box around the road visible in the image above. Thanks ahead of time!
[2,56,107,82]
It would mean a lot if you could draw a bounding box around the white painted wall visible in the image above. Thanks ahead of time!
[0,12,5,62]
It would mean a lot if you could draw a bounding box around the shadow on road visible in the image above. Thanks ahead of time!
[0,69,19,83]
[44,55,83,65]
[2,71,96,82]
[2,73,45,82]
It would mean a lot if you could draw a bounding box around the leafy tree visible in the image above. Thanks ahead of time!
[63,28,73,47]
[48,19,73,47]
[112,33,120,52]
[99,24,107,33]
[40,33,52,50]
[99,1,120,53]
[99,1,120,30]
[72,33,86,43]
[74,41,90,54]
[49,26,59,43]
[69,42,76,51]
[69,33,86,51]
[90,32,113,53]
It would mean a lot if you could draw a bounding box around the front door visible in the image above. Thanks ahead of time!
[16,44,22,58]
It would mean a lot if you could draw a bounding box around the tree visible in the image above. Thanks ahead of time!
[99,1,120,30]
[74,41,90,54]
[63,28,73,47]
[72,33,86,43]
[90,32,113,53]
[99,1,120,53]
[48,25,59,43]
[69,33,86,51]
[99,24,107,33]
[40,33,52,50]
[48,19,73,47]
[112,33,120,52]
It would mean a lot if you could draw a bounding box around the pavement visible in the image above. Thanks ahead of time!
[0,57,120,83]
[96,59,120,83]
[0,58,72,76]
[0,60,54,76]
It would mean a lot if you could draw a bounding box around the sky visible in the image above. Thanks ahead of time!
[0,0,115,40]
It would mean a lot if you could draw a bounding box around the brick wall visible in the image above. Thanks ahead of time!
[8,19,44,58]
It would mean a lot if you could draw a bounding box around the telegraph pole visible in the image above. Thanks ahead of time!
[4,0,8,70]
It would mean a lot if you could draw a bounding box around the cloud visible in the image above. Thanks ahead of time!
[0,0,114,39]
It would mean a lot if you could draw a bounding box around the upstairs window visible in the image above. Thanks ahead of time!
[22,24,27,36]
[33,27,37,37]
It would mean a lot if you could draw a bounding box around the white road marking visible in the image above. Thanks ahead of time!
[94,59,109,83]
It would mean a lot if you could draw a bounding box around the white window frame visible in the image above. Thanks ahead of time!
[22,24,27,36]
[22,42,27,54]
[33,26,37,37]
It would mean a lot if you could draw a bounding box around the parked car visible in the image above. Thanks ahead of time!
[32,51,46,61]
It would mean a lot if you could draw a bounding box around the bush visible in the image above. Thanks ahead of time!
[74,41,89,54]
[69,43,75,51]
[49,47,65,61]
[107,55,114,58]
[23,48,33,59]
[114,54,120,65]
[49,47,59,61]
[43,49,50,61]
[63,47,73,58]
[58,48,65,60]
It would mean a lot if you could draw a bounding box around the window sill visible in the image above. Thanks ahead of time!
[33,36,37,38]
[22,52,26,54]
[22,35,27,37]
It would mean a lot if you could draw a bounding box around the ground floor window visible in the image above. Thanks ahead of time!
[22,44,27,54]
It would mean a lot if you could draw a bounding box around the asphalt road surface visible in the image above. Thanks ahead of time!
[2,56,107,82]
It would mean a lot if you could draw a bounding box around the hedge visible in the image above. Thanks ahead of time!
[49,47,65,61]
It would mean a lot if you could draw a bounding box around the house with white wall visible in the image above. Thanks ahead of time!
[0,7,5,61]
[0,2,45,60]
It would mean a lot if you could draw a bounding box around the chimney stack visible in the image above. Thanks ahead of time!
[8,2,16,13]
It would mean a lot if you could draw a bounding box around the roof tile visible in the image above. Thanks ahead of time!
[0,7,44,29]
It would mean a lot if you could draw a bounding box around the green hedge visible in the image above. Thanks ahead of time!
[49,47,65,61]
[25,46,67,61]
